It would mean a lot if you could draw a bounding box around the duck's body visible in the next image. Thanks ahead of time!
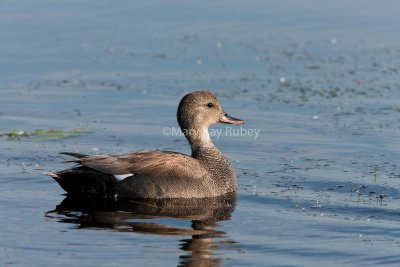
[47,91,244,199]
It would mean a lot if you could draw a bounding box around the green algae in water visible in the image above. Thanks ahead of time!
[33,129,65,138]
[1,128,90,140]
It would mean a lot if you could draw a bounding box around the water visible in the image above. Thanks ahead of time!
[1,1,400,266]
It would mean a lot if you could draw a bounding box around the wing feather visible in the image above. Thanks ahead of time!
[63,150,206,178]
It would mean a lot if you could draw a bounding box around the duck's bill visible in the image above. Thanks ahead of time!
[219,113,244,124]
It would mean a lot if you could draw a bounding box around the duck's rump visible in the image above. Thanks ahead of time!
[47,166,118,197]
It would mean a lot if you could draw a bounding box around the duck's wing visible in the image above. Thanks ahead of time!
[62,152,132,176]
[62,150,206,180]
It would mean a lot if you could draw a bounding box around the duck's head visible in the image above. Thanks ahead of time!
[177,91,244,143]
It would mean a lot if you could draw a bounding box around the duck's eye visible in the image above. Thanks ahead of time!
[207,102,214,108]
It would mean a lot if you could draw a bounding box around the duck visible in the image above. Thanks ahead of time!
[46,91,244,199]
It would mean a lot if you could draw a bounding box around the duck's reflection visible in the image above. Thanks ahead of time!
[47,193,236,267]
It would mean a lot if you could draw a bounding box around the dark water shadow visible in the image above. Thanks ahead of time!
[46,193,237,267]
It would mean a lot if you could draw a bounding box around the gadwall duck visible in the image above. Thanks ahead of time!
[47,91,244,199]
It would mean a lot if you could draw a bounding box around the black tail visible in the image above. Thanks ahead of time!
[46,166,118,198]
[60,152,88,159]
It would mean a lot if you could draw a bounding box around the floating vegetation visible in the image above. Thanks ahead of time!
[1,128,90,140]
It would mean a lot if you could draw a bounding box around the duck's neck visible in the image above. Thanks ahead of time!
[184,126,236,192]
[183,125,214,153]
[182,124,230,161]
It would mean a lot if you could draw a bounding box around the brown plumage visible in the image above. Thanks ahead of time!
[46,91,244,199]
